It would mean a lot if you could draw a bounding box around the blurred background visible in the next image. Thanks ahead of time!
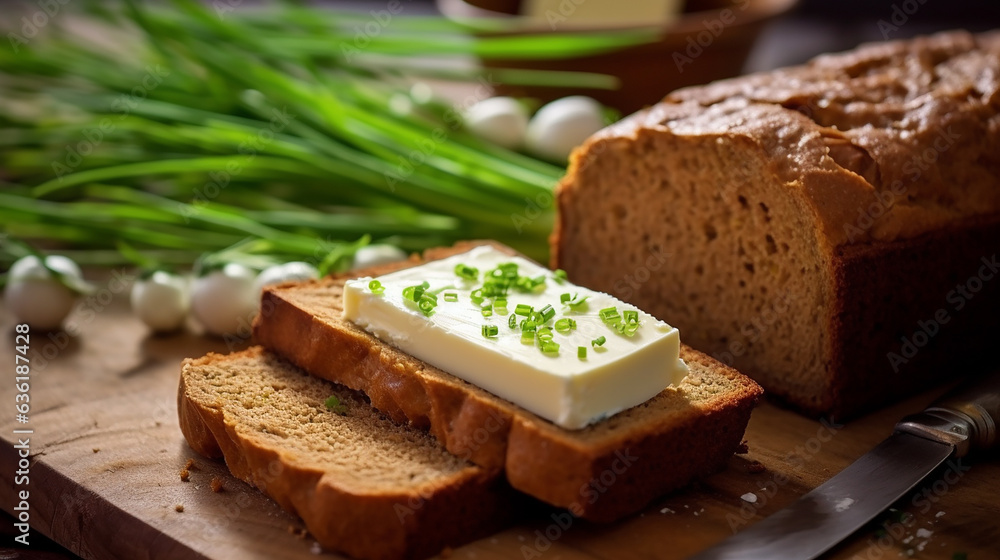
[2,0,997,272]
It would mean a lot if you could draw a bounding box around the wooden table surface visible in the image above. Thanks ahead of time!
[1,288,998,560]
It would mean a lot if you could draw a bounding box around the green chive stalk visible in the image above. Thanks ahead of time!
[0,0,648,269]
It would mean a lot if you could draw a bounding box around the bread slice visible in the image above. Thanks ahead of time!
[252,241,763,522]
[551,31,1000,419]
[178,347,516,560]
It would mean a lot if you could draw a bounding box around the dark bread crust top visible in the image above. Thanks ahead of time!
[582,31,1000,247]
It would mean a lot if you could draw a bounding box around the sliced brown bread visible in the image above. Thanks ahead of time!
[551,31,1000,419]
[178,346,516,560]
[252,241,763,522]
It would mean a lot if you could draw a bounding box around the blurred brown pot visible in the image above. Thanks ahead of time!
[437,0,798,113]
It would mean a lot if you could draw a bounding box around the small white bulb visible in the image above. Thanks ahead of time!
[253,261,319,294]
[526,96,606,162]
[463,96,529,150]
[190,263,258,337]
[352,245,409,270]
[3,255,81,331]
[131,271,190,333]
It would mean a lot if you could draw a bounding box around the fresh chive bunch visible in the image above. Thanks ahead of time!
[0,0,651,269]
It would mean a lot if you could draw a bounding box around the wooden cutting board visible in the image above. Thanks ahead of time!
[1,294,997,560]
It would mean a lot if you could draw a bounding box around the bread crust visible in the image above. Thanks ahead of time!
[253,242,763,522]
[824,218,1000,418]
[178,347,516,560]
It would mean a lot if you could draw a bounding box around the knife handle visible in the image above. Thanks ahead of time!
[896,369,1000,458]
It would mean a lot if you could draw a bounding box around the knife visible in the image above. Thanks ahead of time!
[690,370,1000,560]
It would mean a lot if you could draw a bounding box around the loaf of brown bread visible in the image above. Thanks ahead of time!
[552,31,1000,419]
[253,241,762,523]
[178,347,516,560]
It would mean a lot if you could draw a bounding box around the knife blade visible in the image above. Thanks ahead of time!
[690,369,1000,560]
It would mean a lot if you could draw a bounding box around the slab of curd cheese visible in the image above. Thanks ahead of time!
[342,246,688,429]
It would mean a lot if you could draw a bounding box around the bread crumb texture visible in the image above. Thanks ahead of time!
[183,349,472,491]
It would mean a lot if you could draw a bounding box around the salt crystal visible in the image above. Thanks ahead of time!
[915,528,933,538]
[833,497,855,512]
[310,542,322,555]
[741,493,758,504]
[661,507,675,514]
[935,511,946,518]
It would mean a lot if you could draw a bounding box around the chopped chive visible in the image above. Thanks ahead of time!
[619,321,639,336]
[600,306,621,325]
[368,279,384,295]
[443,292,458,302]
[417,294,436,316]
[553,269,568,284]
[560,293,571,304]
[520,329,535,343]
[455,264,479,281]
[508,314,517,329]
[481,307,493,317]
[540,341,560,354]
[623,310,639,324]
[592,336,606,347]
[564,293,589,309]
[554,318,576,334]
[470,288,485,304]
[482,281,507,297]
[578,346,587,359]
[538,304,555,323]
[514,303,533,316]
[520,319,537,332]
[482,324,498,338]
[324,395,347,415]
[402,284,425,302]
[493,297,507,310]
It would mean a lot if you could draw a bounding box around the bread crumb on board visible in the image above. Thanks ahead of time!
[210,476,225,493]
[92,448,100,453]
[175,504,184,513]
[735,440,750,454]
[746,460,766,474]
[180,458,197,482]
